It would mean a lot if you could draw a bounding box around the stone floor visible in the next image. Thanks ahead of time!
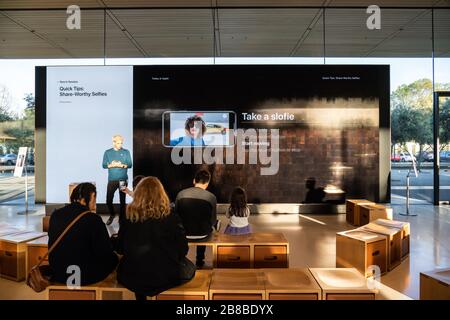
[0,203,449,300]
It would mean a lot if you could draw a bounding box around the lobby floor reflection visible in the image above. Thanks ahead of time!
[0,203,449,300]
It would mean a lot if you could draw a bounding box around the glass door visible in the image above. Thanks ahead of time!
[437,93,450,204]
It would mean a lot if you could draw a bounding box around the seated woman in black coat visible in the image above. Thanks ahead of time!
[48,183,118,286]
[117,176,195,300]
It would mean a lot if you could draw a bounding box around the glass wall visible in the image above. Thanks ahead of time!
[0,59,104,205]
[0,6,449,205]
[322,8,435,205]
[434,9,450,204]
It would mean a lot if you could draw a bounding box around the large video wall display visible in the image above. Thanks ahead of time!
[133,65,390,203]
[38,65,389,204]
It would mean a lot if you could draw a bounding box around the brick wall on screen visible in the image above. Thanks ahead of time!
[134,125,379,203]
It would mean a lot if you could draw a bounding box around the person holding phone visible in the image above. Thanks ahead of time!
[102,135,133,226]
[120,175,145,198]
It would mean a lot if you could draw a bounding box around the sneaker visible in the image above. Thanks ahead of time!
[106,216,115,226]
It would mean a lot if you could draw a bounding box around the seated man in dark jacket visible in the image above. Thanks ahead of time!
[48,183,118,286]
[175,169,218,268]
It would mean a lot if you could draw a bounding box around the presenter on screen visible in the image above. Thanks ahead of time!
[103,135,132,226]
[170,115,206,146]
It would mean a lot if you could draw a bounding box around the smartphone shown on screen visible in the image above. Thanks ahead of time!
[162,111,237,147]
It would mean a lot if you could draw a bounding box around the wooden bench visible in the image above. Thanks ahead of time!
[360,223,402,271]
[47,272,135,300]
[36,230,289,269]
[0,231,47,281]
[420,268,450,300]
[189,232,289,269]
[47,269,210,300]
[26,235,48,274]
[264,268,321,300]
[309,268,377,300]
[209,269,266,300]
[336,229,388,277]
[44,266,406,300]
[46,269,265,301]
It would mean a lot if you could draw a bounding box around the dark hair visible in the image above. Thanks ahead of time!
[229,187,248,217]
[133,175,145,189]
[70,183,96,208]
[185,115,206,137]
[194,169,211,184]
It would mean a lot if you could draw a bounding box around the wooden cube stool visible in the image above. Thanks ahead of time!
[216,245,251,268]
[360,223,402,271]
[0,231,47,281]
[95,272,136,300]
[309,268,376,300]
[26,235,48,274]
[420,269,450,300]
[209,269,265,300]
[0,226,24,238]
[48,287,98,300]
[264,268,321,300]
[373,219,410,259]
[336,229,388,277]
[359,204,393,226]
[213,233,289,268]
[156,270,211,300]
[346,200,375,226]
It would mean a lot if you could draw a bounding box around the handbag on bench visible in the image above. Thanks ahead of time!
[27,210,91,293]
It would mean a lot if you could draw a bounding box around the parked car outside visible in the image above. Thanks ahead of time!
[399,152,416,162]
[391,154,401,162]
[416,151,434,162]
[0,154,17,165]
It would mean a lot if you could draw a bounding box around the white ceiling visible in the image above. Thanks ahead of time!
[0,1,449,58]
[1,1,450,9]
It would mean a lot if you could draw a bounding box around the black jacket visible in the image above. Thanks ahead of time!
[117,213,190,296]
[48,203,118,285]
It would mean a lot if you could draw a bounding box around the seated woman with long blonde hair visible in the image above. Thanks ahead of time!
[117,177,195,300]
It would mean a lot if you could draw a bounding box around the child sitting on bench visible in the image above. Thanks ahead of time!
[224,187,251,235]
